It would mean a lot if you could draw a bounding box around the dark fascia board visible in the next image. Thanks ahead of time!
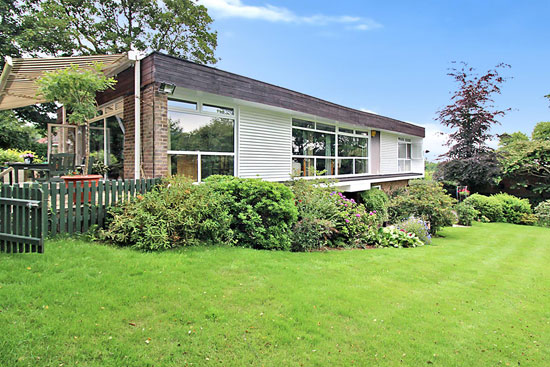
[148,52,425,138]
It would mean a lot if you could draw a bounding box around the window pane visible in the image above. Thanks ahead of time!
[356,130,369,136]
[338,159,353,175]
[292,129,335,156]
[292,118,315,129]
[170,154,198,181]
[355,159,368,174]
[201,155,234,179]
[406,144,412,159]
[339,127,354,134]
[292,158,314,177]
[398,143,407,159]
[169,111,234,152]
[405,160,411,171]
[316,123,335,132]
[202,104,234,116]
[338,135,368,157]
[168,99,197,110]
[316,158,335,176]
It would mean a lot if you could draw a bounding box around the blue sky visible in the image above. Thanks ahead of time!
[197,0,550,159]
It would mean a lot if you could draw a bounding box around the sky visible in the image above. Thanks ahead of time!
[196,0,550,160]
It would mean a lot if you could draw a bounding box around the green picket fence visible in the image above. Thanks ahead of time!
[44,178,162,235]
[0,183,46,253]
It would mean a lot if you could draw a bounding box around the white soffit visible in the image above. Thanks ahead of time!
[0,53,131,111]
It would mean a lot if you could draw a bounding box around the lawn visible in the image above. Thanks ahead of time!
[1,223,549,366]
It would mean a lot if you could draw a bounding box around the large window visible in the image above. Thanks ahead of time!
[168,99,235,181]
[292,118,369,177]
[398,137,412,172]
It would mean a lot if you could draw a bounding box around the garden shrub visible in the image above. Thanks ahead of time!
[291,215,336,252]
[0,148,43,164]
[388,180,456,235]
[204,176,298,251]
[99,176,234,251]
[329,191,379,248]
[371,227,425,248]
[359,188,389,224]
[456,202,479,226]
[397,217,432,244]
[463,194,504,222]
[492,193,532,224]
[464,193,533,224]
[535,200,550,227]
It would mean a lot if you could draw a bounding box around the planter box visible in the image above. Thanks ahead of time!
[60,175,102,203]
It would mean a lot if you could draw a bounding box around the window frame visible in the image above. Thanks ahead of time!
[291,117,370,178]
[167,98,237,182]
[397,137,412,173]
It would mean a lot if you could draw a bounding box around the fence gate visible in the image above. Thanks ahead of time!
[0,184,46,253]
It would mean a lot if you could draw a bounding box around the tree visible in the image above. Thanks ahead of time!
[21,0,218,64]
[498,131,529,147]
[37,64,117,174]
[532,121,550,141]
[435,62,510,190]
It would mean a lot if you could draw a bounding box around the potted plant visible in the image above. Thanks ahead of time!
[37,63,116,193]
[21,152,35,164]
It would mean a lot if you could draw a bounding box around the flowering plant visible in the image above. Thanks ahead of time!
[373,226,425,248]
[21,152,35,159]
[329,191,379,247]
[458,188,470,196]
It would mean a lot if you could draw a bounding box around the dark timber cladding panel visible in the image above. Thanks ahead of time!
[95,55,155,105]
[152,52,425,137]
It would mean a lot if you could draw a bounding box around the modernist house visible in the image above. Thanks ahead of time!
[0,52,425,191]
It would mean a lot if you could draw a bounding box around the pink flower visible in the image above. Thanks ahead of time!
[356,214,361,217]
[345,219,350,223]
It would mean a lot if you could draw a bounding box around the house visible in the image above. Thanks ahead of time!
[0,52,425,191]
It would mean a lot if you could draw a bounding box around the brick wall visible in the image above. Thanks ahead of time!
[372,179,409,194]
[123,83,169,179]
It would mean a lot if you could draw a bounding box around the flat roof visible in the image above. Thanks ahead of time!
[150,52,425,137]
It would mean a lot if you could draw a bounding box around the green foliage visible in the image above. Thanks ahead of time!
[498,131,529,147]
[21,0,218,64]
[37,63,116,126]
[0,148,44,164]
[0,111,46,154]
[359,188,389,224]
[99,176,233,251]
[464,193,533,225]
[388,180,456,235]
[204,176,298,251]
[535,200,550,227]
[371,227,425,248]
[532,121,550,141]
[498,139,550,196]
[456,202,479,226]
[291,216,336,252]
[397,217,432,244]
[463,194,504,222]
[328,191,379,247]
[492,193,532,224]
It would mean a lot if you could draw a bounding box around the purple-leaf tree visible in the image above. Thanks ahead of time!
[435,62,511,191]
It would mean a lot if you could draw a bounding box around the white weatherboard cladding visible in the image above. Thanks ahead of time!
[380,132,398,174]
[238,106,292,181]
[411,137,424,173]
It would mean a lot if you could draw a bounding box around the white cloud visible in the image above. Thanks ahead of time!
[421,123,449,161]
[197,0,381,30]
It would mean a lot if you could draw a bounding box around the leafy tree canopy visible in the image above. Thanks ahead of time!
[19,0,218,64]
[532,121,550,141]
[436,62,510,159]
[498,131,529,147]
[435,62,510,190]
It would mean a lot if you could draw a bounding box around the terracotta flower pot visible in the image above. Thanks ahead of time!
[61,174,102,203]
